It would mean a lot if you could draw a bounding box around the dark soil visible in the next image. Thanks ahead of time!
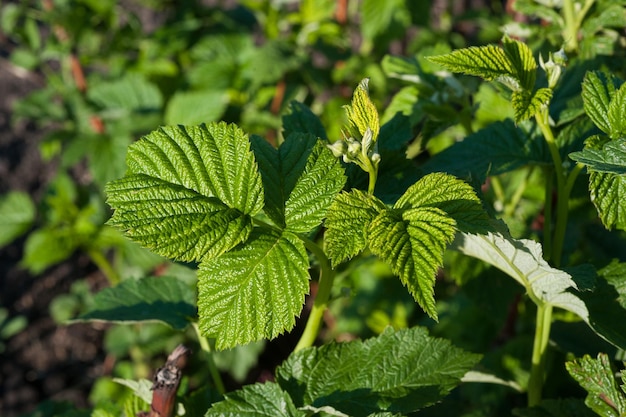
[0,58,109,417]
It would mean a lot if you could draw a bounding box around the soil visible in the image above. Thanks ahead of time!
[0,58,111,416]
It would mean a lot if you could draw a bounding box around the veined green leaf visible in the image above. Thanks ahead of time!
[344,78,380,140]
[452,229,589,320]
[276,327,482,416]
[581,71,619,136]
[395,172,490,234]
[369,207,457,319]
[423,120,549,183]
[198,228,309,349]
[566,353,626,416]
[608,82,626,139]
[251,133,346,232]
[511,87,552,122]
[206,382,305,417]
[106,122,264,262]
[325,189,387,266]
[78,276,196,330]
[282,101,327,140]
[501,35,537,92]
[0,191,35,247]
[588,169,626,231]
[569,139,626,175]
[428,44,515,88]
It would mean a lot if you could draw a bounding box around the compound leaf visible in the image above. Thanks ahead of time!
[368,207,457,320]
[106,122,264,262]
[325,189,386,266]
[276,327,482,416]
[251,133,346,232]
[206,382,305,417]
[197,228,309,350]
[78,276,196,330]
[501,35,537,92]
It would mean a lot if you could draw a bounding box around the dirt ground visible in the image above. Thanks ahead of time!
[0,57,109,416]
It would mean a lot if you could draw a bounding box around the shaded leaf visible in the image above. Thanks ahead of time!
[78,276,196,330]
[276,327,482,416]
[251,133,346,232]
[566,353,626,416]
[206,382,305,417]
[282,101,327,140]
[197,229,309,349]
[325,189,386,266]
[569,139,626,175]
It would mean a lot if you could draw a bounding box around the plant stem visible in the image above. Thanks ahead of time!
[192,322,225,395]
[295,237,335,351]
[528,303,553,406]
[87,249,120,285]
[561,0,579,53]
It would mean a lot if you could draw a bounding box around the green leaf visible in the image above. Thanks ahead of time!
[0,191,35,247]
[428,43,516,88]
[361,0,406,42]
[369,207,457,319]
[164,90,229,125]
[276,327,482,416]
[282,101,327,140]
[566,353,626,416]
[511,87,552,122]
[197,228,309,349]
[106,122,264,262]
[423,120,549,183]
[206,382,305,417]
[325,189,386,266]
[78,276,196,330]
[501,35,537,92]
[512,398,597,417]
[452,228,589,320]
[569,139,626,174]
[588,168,626,231]
[88,74,163,112]
[608,83,626,139]
[395,172,491,234]
[581,71,619,136]
[251,133,346,232]
[344,78,380,140]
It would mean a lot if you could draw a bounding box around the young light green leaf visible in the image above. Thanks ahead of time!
[324,189,386,266]
[395,172,491,234]
[88,74,163,112]
[588,169,626,230]
[569,139,626,175]
[251,133,346,232]
[106,122,264,262]
[501,36,537,91]
[164,90,228,125]
[423,120,549,183]
[566,353,626,416]
[276,326,482,416]
[77,276,196,330]
[428,44,515,88]
[344,78,380,141]
[369,207,457,319]
[0,191,35,247]
[581,71,618,136]
[197,229,309,350]
[511,87,552,122]
[452,229,589,320]
[282,101,327,140]
[206,382,305,417]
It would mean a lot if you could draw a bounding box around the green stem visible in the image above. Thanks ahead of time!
[528,303,553,406]
[87,249,120,285]
[294,237,335,351]
[192,322,225,395]
[562,0,579,53]
[542,167,554,260]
